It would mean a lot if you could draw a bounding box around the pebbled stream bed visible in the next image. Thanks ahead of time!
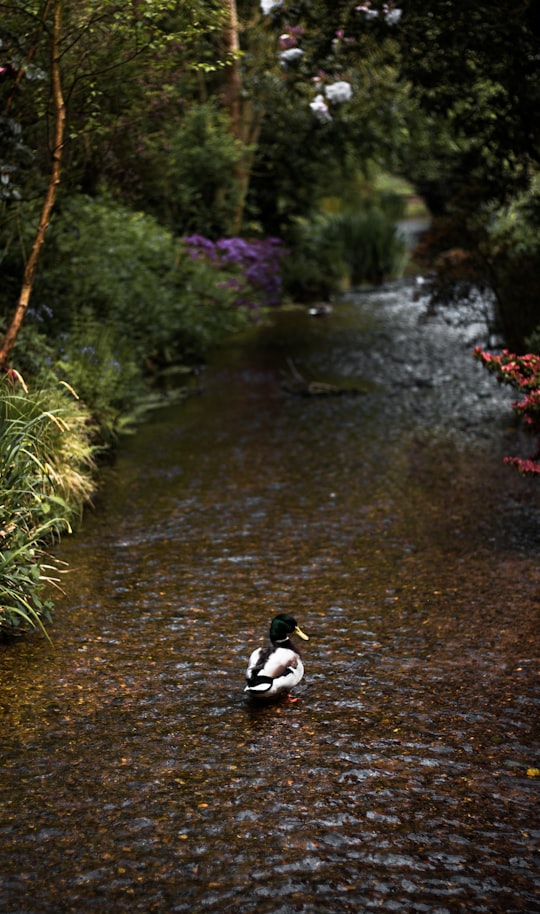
[1,283,538,914]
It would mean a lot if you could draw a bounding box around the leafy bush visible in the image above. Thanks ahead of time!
[30,195,256,362]
[128,103,245,238]
[54,308,145,443]
[4,197,276,442]
[0,376,97,636]
[281,215,347,302]
[34,195,180,344]
[483,178,540,350]
[526,327,540,355]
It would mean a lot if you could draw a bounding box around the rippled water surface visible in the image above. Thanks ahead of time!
[1,284,539,913]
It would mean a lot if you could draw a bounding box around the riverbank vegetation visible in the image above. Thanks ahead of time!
[1,0,539,635]
[0,374,96,634]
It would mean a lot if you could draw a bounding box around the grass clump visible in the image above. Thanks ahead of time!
[282,185,408,302]
[0,375,97,637]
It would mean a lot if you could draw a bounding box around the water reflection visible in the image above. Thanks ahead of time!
[1,284,538,913]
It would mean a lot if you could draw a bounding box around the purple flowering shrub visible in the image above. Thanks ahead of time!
[182,235,286,309]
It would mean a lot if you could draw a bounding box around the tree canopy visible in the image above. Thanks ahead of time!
[396,0,540,207]
[1,0,539,359]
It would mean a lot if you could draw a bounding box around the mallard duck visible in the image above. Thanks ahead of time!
[244,613,309,700]
[308,302,332,317]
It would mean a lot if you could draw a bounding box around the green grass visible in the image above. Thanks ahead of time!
[0,376,97,637]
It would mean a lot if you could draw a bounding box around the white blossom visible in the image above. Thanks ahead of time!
[310,94,332,122]
[325,80,353,104]
[279,47,304,66]
[385,8,402,25]
[356,6,379,19]
[260,0,283,14]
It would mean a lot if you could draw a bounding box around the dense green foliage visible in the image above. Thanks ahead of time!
[121,103,246,237]
[3,194,256,440]
[397,0,540,207]
[35,196,252,359]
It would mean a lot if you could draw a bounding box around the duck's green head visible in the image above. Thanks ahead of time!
[270,613,309,644]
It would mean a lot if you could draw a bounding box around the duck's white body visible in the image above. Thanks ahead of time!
[244,645,305,699]
[244,614,309,700]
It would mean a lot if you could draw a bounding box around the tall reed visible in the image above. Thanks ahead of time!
[325,207,407,286]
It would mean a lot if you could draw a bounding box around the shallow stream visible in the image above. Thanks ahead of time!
[1,283,539,913]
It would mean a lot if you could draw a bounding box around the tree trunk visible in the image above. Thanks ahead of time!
[220,0,266,234]
[0,0,65,370]
[231,113,262,235]
[221,0,242,141]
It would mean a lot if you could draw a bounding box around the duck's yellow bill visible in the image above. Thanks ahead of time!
[294,625,309,641]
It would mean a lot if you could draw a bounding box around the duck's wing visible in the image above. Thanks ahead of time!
[245,647,303,695]
[245,646,266,677]
[261,647,300,679]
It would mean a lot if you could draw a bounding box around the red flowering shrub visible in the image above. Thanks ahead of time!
[473,347,540,475]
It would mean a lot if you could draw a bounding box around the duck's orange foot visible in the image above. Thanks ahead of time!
[287,695,300,703]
